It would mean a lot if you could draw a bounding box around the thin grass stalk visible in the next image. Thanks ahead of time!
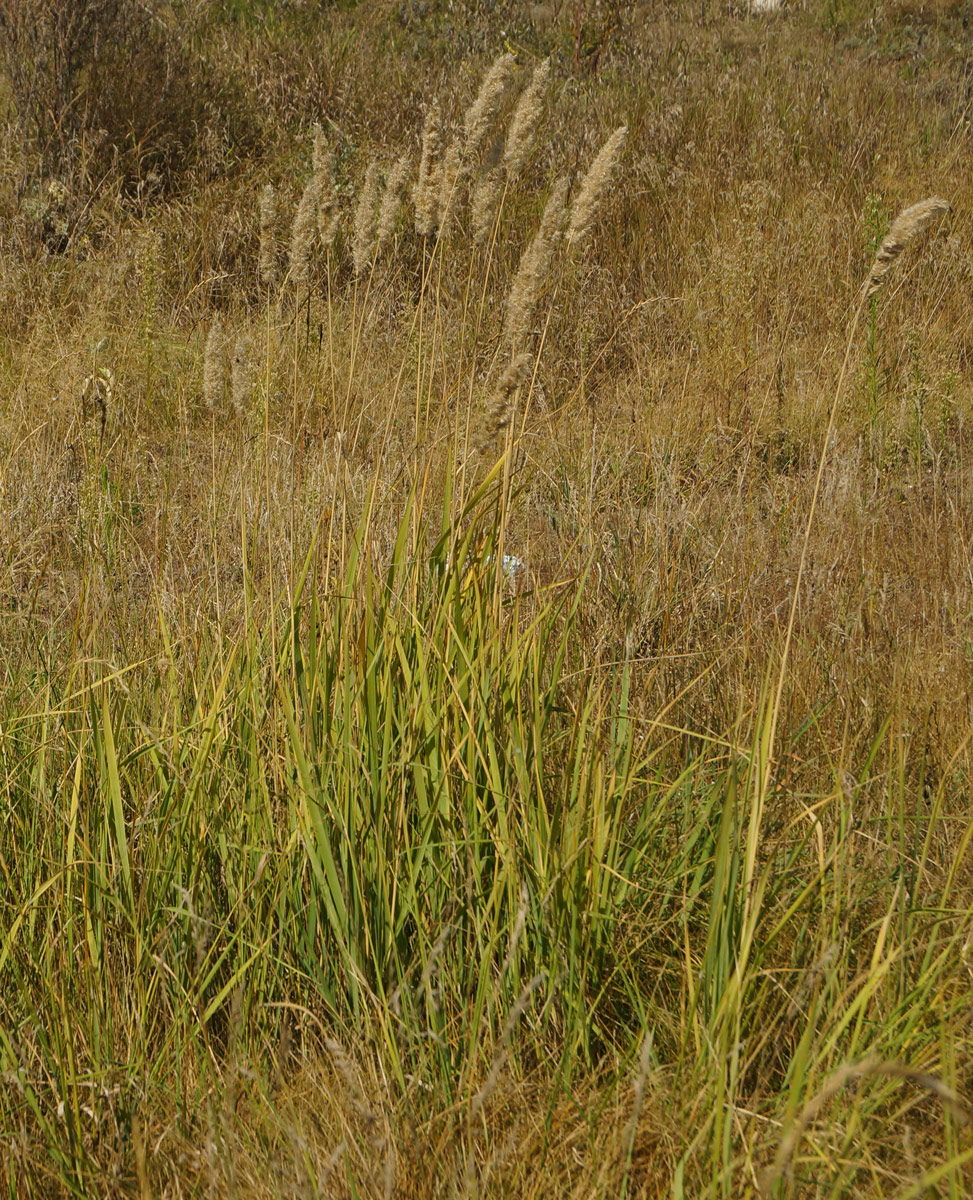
[732,197,950,1061]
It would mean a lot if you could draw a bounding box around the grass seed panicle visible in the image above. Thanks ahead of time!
[566,125,628,246]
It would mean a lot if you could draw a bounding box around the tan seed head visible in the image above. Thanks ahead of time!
[377,155,411,252]
[312,126,339,248]
[472,167,504,245]
[203,315,225,413]
[231,333,250,414]
[565,125,628,247]
[437,138,463,232]
[503,177,568,351]
[462,52,516,163]
[503,58,550,180]
[862,197,950,299]
[353,158,382,275]
[289,175,320,287]
[414,103,443,237]
[477,352,533,452]
[258,183,279,288]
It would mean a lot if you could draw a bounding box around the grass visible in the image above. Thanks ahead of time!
[1,0,973,1195]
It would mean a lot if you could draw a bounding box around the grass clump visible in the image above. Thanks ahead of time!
[1,6,973,1197]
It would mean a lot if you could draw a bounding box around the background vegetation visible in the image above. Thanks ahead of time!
[1,0,972,1195]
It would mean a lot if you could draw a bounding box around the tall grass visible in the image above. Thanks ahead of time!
[1,8,972,1197]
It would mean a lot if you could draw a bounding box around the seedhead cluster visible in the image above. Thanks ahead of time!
[201,53,629,468]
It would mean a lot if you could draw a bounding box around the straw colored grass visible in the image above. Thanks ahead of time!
[2,5,973,1198]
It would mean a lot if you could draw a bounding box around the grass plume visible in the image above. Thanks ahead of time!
[503,57,550,179]
[414,102,443,237]
[353,157,381,275]
[288,175,320,287]
[377,154,411,252]
[202,314,225,412]
[862,196,950,298]
[476,351,532,451]
[565,124,628,246]
[462,51,515,162]
[503,177,567,349]
[258,182,279,288]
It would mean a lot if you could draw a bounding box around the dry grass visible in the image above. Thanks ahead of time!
[1,1,973,1196]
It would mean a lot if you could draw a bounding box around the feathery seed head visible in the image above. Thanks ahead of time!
[462,52,516,163]
[503,177,568,351]
[258,183,279,288]
[318,186,339,249]
[312,126,339,248]
[353,158,382,275]
[203,315,225,413]
[503,58,550,180]
[289,175,321,287]
[312,124,329,176]
[231,333,250,414]
[377,155,411,252]
[477,352,533,452]
[437,138,463,231]
[565,125,628,246]
[863,197,950,299]
[538,175,569,240]
[414,104,443,237]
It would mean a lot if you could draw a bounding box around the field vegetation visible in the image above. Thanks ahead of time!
[1,0,972,1195]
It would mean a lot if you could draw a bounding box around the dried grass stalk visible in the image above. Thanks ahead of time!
[786,943,837,1022]
[862,196,950,298]
[565,125,628,246]
[324,1038,376,1123]
[503,58,550,179]
[377,154,411,252]
[202,315,225,413]
[258,183,279,288]
[618,1031,655,1164]
[289,175,320,287]
[352,158,381,276]
[503,177,568,350]
[462,52,516,163]
[414,103,443,237]
[759,1055,970,1198]
[468,973,544,1122]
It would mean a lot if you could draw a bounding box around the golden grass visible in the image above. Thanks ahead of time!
[1,2,973,1196]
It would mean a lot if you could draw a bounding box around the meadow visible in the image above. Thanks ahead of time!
[1,0,972,1195]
